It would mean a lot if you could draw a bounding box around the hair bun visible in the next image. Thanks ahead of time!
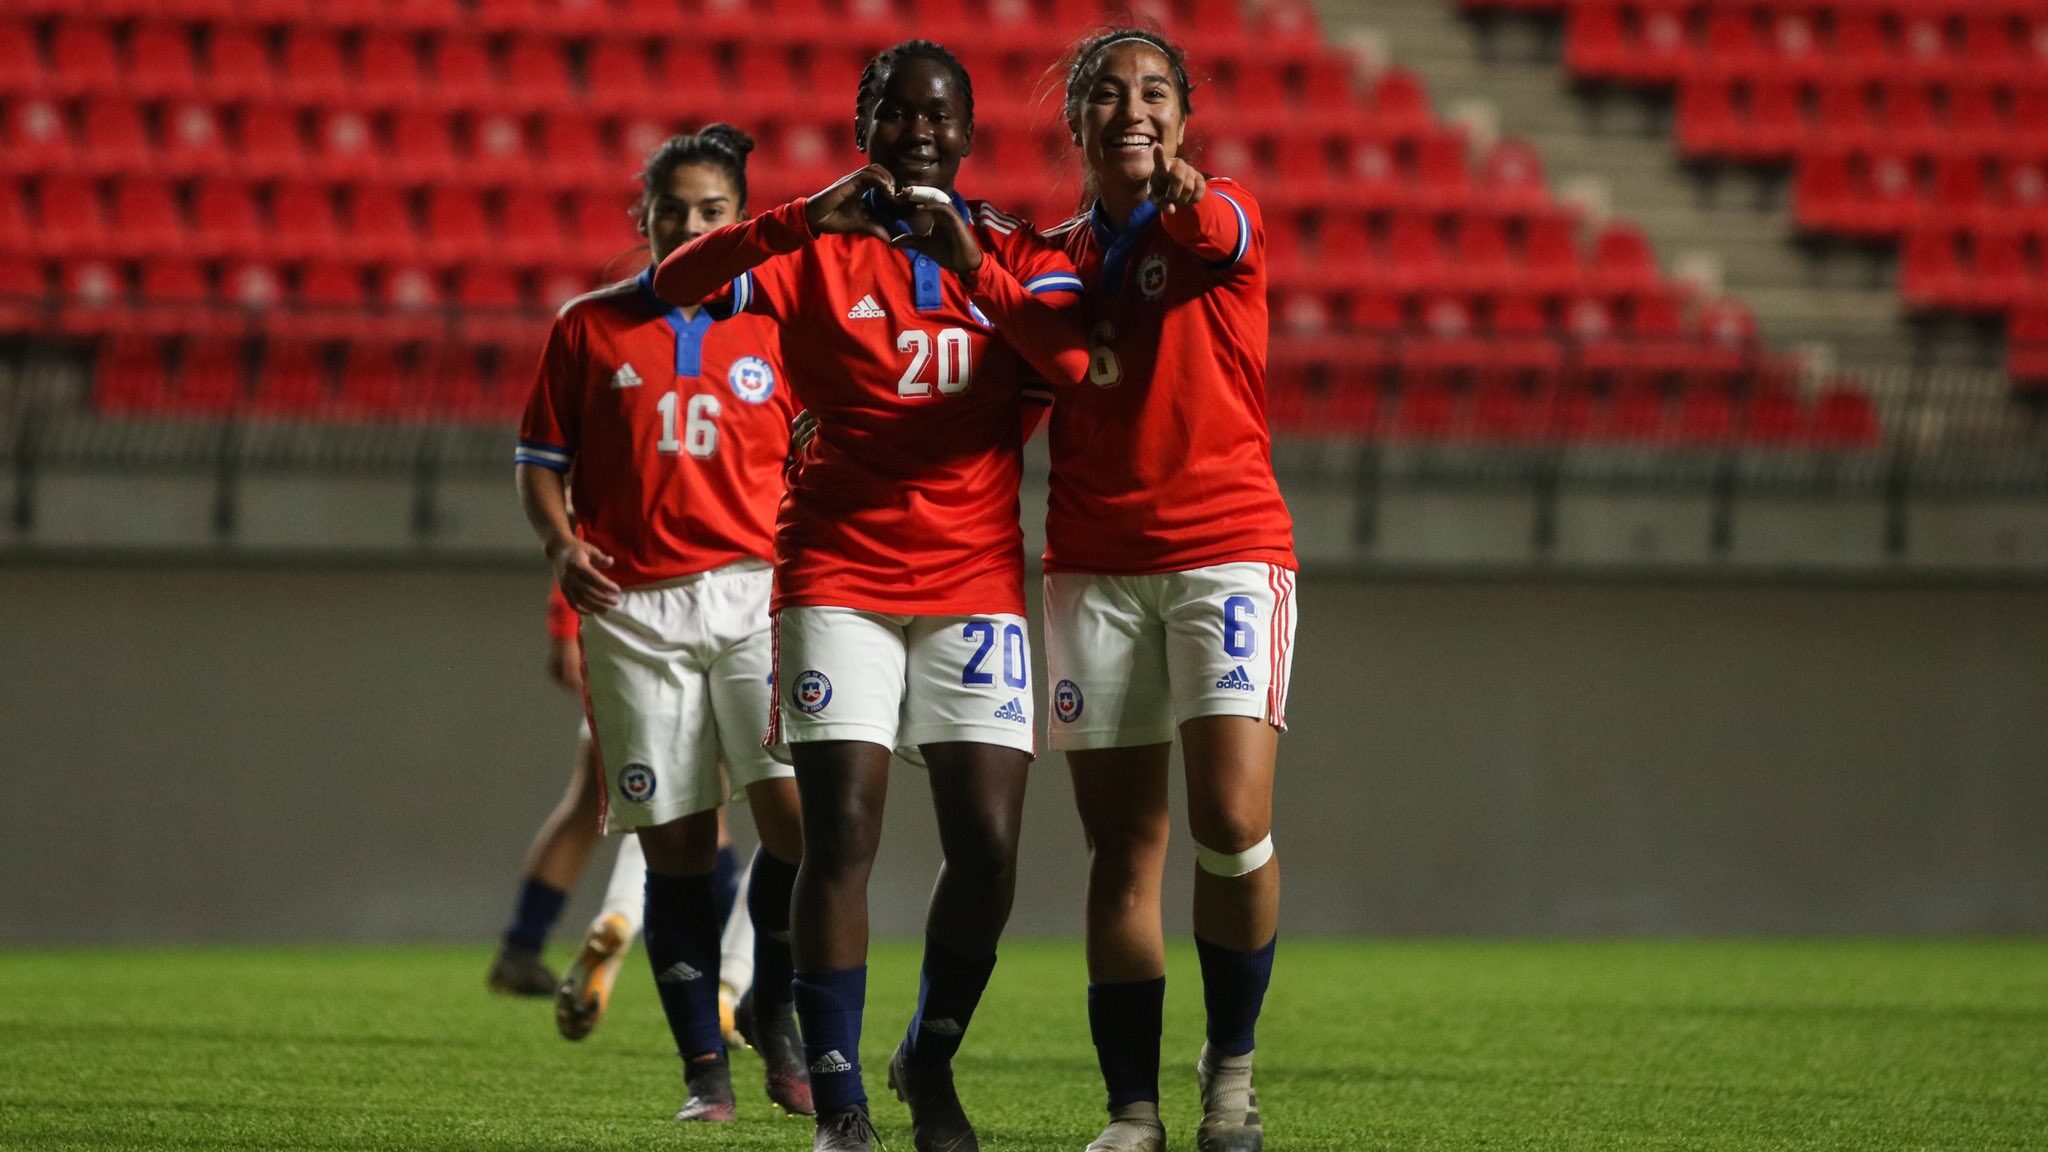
[696,122,756,159]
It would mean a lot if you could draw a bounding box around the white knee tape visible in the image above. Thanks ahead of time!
[1195,834,1274,878]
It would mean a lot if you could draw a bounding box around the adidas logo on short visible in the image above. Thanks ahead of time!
[1215,665,1255,692]
[920,1017,964,1037]
[656,960,704,984]
[610,363,643,389]
[993,697,1028,724]
[811,1049,854,1074]
[846,294,887,319]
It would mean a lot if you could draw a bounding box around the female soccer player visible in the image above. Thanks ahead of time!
[652,41,1088,1152]
[516,123,812,1123]
[1045,30,1299,1152]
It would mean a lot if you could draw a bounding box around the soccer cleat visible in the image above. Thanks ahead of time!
[1195,1044,1263,1152]
[674,1052,737,1123]
[749,995,815,1116]
[812,1104,880,1151]
[1083,1101,1166,1152]
[486,944,556,998]
[888,1041,979,1152]
[554,912,632,1041]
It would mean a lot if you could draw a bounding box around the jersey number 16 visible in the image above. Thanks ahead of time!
[656,391,719,459]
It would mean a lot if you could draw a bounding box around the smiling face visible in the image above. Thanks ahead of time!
[639,161,741,264]
[1072,41,1188,198]
[860,55,973,194]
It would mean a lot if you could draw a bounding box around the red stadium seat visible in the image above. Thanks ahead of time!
[171,337,247,414]
[1369,68,1433,134]
[466,111,531,184]
[1813,80,1874,151]
[94,334,173,414]
[126,22,200,100]
[1673,382,1736,444]
[334,341,415,418]
[1700,8,1765,80]
[537,113,608,185]
[192,180,264,260]
[502,36,573,113]
[1811,383,1882,446]
[1589,221,1659,297]
[1970,233,2037,311]
[1900,229,1967,310]
[1412,130,1472,211]
[290,262,374,340]
[0,179,28,255]
[1599,382,1667,442]
[77,99,152,176]
[1390,376,1457,439]
[1739,77,1807,161]
[279,29,352,106]
[61,258,126,335]
[586,38,657,114]
[271,183,342,261]
[252,338,331,414]
[161,103,230,177]
[1741,388,1809,445]
[316,108,384,183]
[651,41,725,107]
[388,0,466,29]
[360,30,428,107]
[226,261,285,316]
[1476,137,1548,217]
[1522,212,1584,296]
[51,20,120,99]
[430,35,500,110]
[110,178,188,256]
[617,0,687,33]
[389,110,459,185]
[1832,12,1891,79]
[36,175,107,257]
[379,265,444,341]
[1449,215,1515,293]
[424,186,491,264]
[346,186,421,262]
[1875,83,1940,154]
[204,26,277,103]
[499,188,567,266]
[0,24,45,96]
[1565,0,1629,81]
[135,259,222,336]
[5,99,74,175]
[419,342,493,419]
[0,255,45,331]
[570,189,638,265]
[1946,84,2004,154]
[235,105,309,179]
[455,265,540,344]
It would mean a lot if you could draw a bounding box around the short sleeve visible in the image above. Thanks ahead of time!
[516,314,583,473]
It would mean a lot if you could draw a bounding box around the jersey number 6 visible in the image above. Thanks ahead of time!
[898,328,973,397]
[656,391,719,459]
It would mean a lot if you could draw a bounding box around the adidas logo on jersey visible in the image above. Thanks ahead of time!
[846,294,887,319]
[1216,666,1255,692]
[920,1017,964,1037]
[610,363,643,389]
[993,697,1028,724]
[656,960,704,984]
[811,1049,854,1074]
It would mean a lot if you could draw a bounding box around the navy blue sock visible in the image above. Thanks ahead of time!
[792,966,868,1114]
[501,876,566,954]
[712,844,741,928]
[903,934,999,1069]
[1088,977,1166,1109]
[746,847,800,1009]
[1195,933,1276,1057]
[643,871,725,1060]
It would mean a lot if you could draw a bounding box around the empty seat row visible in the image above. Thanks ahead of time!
[1268,216,1662,298]
[1568,2,2048,87]
[91,333,532,422]
[2,255,587,342]
[1899,229,2048,313]
[1793,151,2048,241]
[1676,77,2048,163]
[1265,372,1883,448]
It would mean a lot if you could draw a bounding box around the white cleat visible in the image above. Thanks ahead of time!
[1196,1044,1263,1152]
[1084,1101,1166,1152]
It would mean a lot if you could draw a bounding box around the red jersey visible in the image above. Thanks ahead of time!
[517,270,799,587]
[653,193,1086,616]
[1042,179,1297,574]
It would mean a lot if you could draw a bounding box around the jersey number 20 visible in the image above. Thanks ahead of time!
[898,329,973,397]
[656,392,718,458]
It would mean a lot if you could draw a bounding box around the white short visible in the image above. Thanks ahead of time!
[579,561,791,833]
[769,606,1036,764]
[1043,562,1297,751]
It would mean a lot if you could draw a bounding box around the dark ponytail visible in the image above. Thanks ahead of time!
[637,121,757,215]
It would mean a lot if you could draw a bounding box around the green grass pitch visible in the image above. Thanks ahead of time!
[2,939,2043,1151]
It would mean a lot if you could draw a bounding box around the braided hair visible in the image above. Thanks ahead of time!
[854,39,975,151]
[636,122,756,215]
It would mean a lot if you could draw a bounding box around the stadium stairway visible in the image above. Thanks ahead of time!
[1322,0,1925,374]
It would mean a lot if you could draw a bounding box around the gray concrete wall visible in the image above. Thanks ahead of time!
[2,562,2042,943]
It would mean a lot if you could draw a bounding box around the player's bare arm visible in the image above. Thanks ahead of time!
[516,463,621,614]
